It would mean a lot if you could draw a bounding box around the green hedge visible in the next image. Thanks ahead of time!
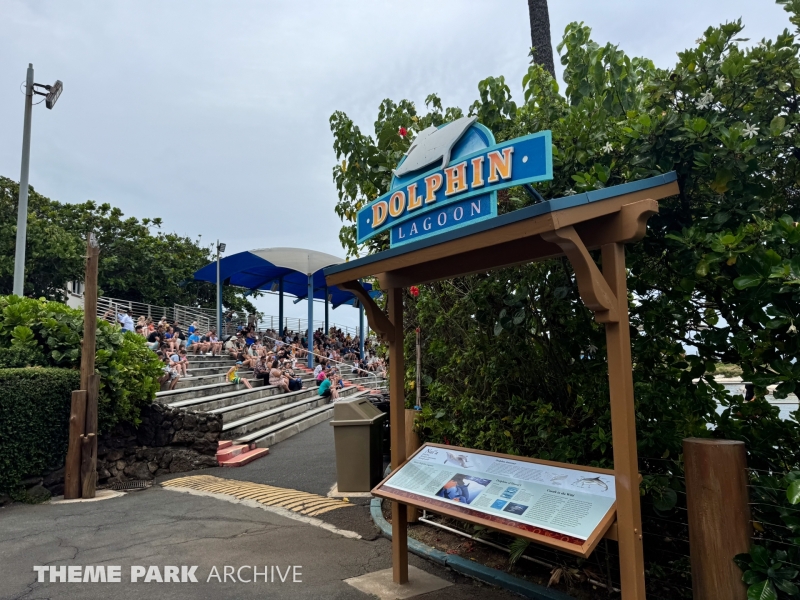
[0,368,80,495]
[0,295,163,431]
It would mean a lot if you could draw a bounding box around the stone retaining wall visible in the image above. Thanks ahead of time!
[40,403,222,497]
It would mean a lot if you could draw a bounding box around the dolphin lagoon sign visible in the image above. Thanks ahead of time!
[356,117,553,247]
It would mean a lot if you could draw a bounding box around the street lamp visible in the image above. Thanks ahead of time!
[13,64,63,296]
[216,241,226,336]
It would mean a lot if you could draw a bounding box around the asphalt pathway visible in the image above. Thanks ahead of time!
[0,421,517,600]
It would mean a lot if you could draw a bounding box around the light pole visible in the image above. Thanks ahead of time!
[216,241,226,336]
[13,63,63,296]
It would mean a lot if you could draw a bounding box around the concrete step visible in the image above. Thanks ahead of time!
[230,386,358,448]
[185,358,237,368]
[166,381,283,412]
[157,379,254,401]
[216,443,249,462]
[219,447,270,467]
[184,365,244,377]
[217,440,233,450]
[219,387,362,439]
[213,386,321,424]
[185,354,236,362]
[235,391,371,449]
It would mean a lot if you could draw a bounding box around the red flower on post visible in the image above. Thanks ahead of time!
[409,285,419,297]
[398,126,408,138]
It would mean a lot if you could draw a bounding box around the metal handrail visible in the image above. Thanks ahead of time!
[95,296,366,338]
[259,333,382,382]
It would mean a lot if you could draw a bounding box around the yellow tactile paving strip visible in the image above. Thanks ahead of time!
[162,475,352,517]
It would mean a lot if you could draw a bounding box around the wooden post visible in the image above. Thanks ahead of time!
[81,234,99,390]
[601,243,646,600]
[684,438,750,600]
[388,287,408,584]
[64,390,86,499]
[405,409,421,523]
[80,373,99,497]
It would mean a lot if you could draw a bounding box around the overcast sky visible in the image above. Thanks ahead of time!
[1,1,790,328]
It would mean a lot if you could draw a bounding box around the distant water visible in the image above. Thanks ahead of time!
[720,383,798,421]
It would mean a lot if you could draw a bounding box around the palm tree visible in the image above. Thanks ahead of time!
[527,0,555,78]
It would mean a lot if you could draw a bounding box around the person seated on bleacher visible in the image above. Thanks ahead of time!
[168,350,187,377]
[208,329,223,356]
[161,352,182,390]
[172,321,186,348]
[253,355,270,385]
[164,326,179,354]
[227,361,253,389]
[186,330,204,354]
[314,357,327,379]
[317,371,340,402]
[225,335,239,358]
[147,326,164,351]
[269,360,290,393]
[178,348,190,374]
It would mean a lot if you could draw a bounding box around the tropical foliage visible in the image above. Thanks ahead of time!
[330,1,800,595]
[0,295,163,432]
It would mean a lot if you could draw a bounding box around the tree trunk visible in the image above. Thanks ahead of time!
[527,0,555,78]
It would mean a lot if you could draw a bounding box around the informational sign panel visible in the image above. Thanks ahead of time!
[356,118,553,248]
[373,443,617,557]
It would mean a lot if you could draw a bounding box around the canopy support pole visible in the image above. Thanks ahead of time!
[324,284,329,334]
[278,276,284,336]
[307,274,314,369]
[387,286,408,584]
[601,242,645,600]
[359,300,365,359]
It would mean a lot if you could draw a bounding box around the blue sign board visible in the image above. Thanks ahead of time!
[356,119,553,248]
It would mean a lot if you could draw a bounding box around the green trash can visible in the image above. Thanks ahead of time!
[330,397,387,493]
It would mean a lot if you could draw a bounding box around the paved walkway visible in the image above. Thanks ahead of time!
[0,422,517,600]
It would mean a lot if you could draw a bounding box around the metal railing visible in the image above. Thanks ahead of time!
[97,297,212,332]
[260,334,384,385]
[94,296,366,338]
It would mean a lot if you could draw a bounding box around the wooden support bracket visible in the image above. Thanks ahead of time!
[541,226,619,323]
[338,280,395,342]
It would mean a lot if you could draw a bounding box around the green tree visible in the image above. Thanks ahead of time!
[0,176,257,313]
[331,2,800,595]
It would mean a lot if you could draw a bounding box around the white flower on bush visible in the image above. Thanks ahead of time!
[696,37,704,45]
[636,82,644,92]
[714,75,725,88]
[742,123,759,139]
[563,189,577,196]
[696,91,714,110]
[601,142,613,154]
[789,323,797,335]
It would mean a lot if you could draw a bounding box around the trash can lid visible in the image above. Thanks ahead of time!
[332,397,385,422]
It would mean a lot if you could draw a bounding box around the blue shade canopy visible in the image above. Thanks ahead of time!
[194,247,380,309]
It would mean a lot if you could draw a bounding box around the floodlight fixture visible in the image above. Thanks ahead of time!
[45,80,63,109]
[13,64,65,296]
[218,242,226,252]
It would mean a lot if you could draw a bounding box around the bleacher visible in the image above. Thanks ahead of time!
[155,353,387,466]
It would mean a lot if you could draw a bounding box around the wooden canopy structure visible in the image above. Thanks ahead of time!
[324,172,680,600]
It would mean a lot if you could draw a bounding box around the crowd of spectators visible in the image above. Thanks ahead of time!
[106,308,385,398]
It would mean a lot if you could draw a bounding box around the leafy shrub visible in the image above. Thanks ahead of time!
[735,472,800,598]
[0,295,163,431]
[0,368,80,495]
[0,345,47,368]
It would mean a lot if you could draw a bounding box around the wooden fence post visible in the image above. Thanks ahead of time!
[684,438,751,600]
[64,390,86,499]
